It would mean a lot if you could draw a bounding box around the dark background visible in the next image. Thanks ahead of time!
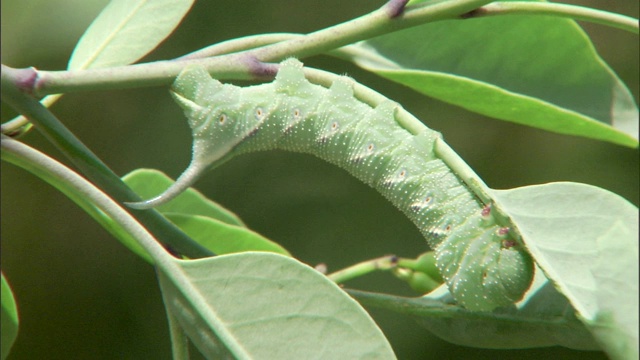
[2,0,638,359]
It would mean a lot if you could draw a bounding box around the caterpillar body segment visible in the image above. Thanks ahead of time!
[128,59,534,311]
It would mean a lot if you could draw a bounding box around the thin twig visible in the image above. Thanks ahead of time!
[468,2,639,34]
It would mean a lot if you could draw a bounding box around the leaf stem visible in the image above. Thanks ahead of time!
[3,1,637,99]
[0,135,173,266]
[327,255,400,284]
[22,0,494,96]
[470,2,639,34]
[325,254,446,284]
[1,95,61,136]
[1,67,214,259]
[247,0,495,63]
[2,135,150,262]
[178,33,302,60]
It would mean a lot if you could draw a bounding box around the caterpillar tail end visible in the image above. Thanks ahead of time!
[124,162,205,210]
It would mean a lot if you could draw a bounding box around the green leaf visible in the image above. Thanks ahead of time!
[166,214,290,256]
[491,182,639,359]
[159,252,395,359]
[123,169,245,227]
[68,0,195,70]
[419,270,598,350]
[1,137,155,263]
[1,273,19,360]
[350,269,598,350]
[347,2,638,147]
[122,169,290,260]
[29,0,195,131]
[589,221,639,360]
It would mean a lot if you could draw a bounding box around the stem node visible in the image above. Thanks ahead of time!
[386,0,410,18]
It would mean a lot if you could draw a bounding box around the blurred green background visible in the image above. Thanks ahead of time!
[1,0,638,359]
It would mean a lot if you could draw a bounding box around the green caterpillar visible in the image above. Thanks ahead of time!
[128,59,534,311]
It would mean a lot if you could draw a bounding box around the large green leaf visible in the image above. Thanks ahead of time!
[19,0,196,133]
[492,182,639,360]
[350,181,637,354]
[122,169,287,261]
[159,252,396,359]
[347,1,638,147]
[1,273,19,360]
[166,214,290,256]
[350,268,598,350]
[589,221,639,360]
[68,0,195,70]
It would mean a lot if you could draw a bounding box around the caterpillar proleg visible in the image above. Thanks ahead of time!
[127,59,534,311]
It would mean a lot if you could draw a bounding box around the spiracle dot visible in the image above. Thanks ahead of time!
[255,107,264,119]
[219,114,228,124]
[502,239,517,249]
[481,204,491,217]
